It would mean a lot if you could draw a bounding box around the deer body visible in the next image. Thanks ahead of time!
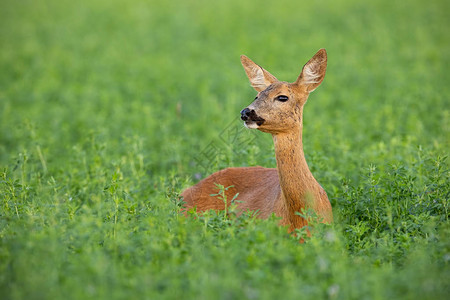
[182,49,333,231]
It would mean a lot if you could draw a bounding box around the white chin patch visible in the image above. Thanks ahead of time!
[244,121,259,129]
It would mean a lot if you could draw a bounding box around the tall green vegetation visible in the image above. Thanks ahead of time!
[0,0,448,299]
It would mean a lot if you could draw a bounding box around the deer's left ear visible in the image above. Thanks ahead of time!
[241,55,278,92]
[295,49,327,93]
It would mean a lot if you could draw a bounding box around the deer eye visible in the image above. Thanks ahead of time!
[276,95,289,102]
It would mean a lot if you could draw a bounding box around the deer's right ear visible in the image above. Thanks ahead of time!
[295,49,327,93]
[240,55,278,92]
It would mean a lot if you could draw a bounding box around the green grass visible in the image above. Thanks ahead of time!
[0,0,449,299]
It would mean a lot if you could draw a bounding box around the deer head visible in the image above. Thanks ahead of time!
[240,49,327,134]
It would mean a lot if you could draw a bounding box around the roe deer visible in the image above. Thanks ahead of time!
[182,49,333,231]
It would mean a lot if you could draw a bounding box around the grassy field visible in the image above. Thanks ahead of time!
[0,0,449,299]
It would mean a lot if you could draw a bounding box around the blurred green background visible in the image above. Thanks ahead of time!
[0,0,449,299]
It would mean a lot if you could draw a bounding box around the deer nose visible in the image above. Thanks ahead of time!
[240,108,253,121]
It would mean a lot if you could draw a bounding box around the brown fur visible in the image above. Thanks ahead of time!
[182,49,333,232]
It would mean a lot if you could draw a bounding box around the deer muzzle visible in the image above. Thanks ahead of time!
[240,108,265,126]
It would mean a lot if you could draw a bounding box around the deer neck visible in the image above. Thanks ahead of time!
[272,122,317,229]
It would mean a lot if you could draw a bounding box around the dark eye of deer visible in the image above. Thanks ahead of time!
[276,95,289,102]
